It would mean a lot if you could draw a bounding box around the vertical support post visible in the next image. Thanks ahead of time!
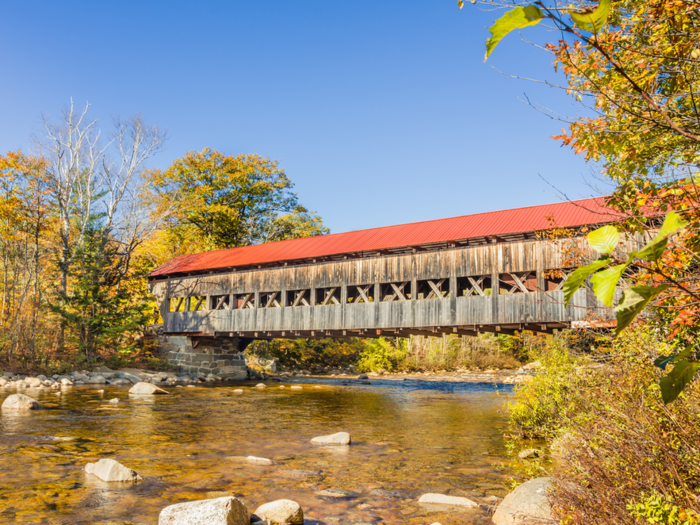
[185,296,191,312]
[254,291,260,309]
[374,282,382,303]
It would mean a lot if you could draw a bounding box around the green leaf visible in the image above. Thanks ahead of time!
[614,284,670,334]
[590,263,627,307]
[562,257,611,306]
[588,225,620,254]
[659,359,700,404]
[654,347,692,370]
[637,211,687,262]
[570,0,611,33]
[484,6,544,61]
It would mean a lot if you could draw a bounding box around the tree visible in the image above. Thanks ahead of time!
[146,148,328,255]
[37,101,167,297]
[461,0,700,402]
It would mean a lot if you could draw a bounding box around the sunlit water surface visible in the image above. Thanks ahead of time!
[0,379,513,524]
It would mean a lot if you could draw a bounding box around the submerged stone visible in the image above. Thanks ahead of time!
[85,458,142,482]
[310,432,351,445]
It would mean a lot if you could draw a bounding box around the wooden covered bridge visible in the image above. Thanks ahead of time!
[149,198,628,357]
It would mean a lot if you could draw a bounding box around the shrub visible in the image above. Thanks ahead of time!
[508,325,700,525]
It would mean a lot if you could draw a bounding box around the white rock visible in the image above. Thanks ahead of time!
[111,378,131,385]
[492,477,552,524]
[61,378,74,386]
[25,377,43,387]
[253,499,303,525]
[1,393,44,410]
[246,456,273,466]
[290,386,302,390]
[233,389,243,393]
[255,383,266,389]
[310,432,351,445]
[109,398,119,404]
[159,496,249,525]
[85,458,142,482]
[418,493,478,508]
[129,382,169,395]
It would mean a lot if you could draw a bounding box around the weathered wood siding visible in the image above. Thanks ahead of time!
[152,236,636,334]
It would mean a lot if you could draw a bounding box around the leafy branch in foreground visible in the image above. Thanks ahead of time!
[458,0,612,60]
[562,211,698,403]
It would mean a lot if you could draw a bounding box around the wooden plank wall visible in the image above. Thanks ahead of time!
[151,235,640,335]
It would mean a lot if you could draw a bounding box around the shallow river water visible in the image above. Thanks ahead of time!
[0,378,513,524]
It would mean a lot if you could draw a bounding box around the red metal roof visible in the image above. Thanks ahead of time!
[150,197,620,277]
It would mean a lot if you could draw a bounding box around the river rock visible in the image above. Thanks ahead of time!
[24,377,43,387]
[518,448,540,459]
[492,477,552,524]
[310,432,351,445]
[0,378,8,387]
[357,373,368,379]
[88,375,107,384]
[129,382,169,395]
[418,494,478,508]
[159,496,249,525]
[109,398,119,404]
[290,386,302,390]
[1,393,44,410]
[111,378,131,385]
[61,378,74,386]
[85,458,142,482]
[253,499,303,525]
[255,383,266,389]
[93,366,114,374]
[246,456,273,466]
[233,389,243,393]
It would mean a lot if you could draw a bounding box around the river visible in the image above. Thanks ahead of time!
[0,378,513,524]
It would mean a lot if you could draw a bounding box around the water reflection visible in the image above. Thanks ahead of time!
[0,380,513,524]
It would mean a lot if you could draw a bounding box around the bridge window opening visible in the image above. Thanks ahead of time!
[543,269,570,292]
[260,291,282,308]
[211,295,231,310]
[287,289,311,307]
[237,293,256,309]
[188,295,207,311]
[347,284,374,304]
[380,281,410,301]
[499,272,537,294]
[457,276,492,297]
[416,279,448,300]
[316,287,341,306]
[169,297,185,312]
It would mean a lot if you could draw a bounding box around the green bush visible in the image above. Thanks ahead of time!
[356,338,409,372]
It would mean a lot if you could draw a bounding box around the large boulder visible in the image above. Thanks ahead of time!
[129,382,169,395]
[418,493,478,508]
[85,458,143,482]
[2,393,44,410]
[310,432,351,445]
[253,499,303,525]
[159,496,249,525]
[492,477,552,524]
[87,375,107,384]
[24,377,43,387]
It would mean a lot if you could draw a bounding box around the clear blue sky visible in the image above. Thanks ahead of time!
[0,1,597,234]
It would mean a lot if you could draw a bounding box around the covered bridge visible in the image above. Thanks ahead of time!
[149,197,630,362]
